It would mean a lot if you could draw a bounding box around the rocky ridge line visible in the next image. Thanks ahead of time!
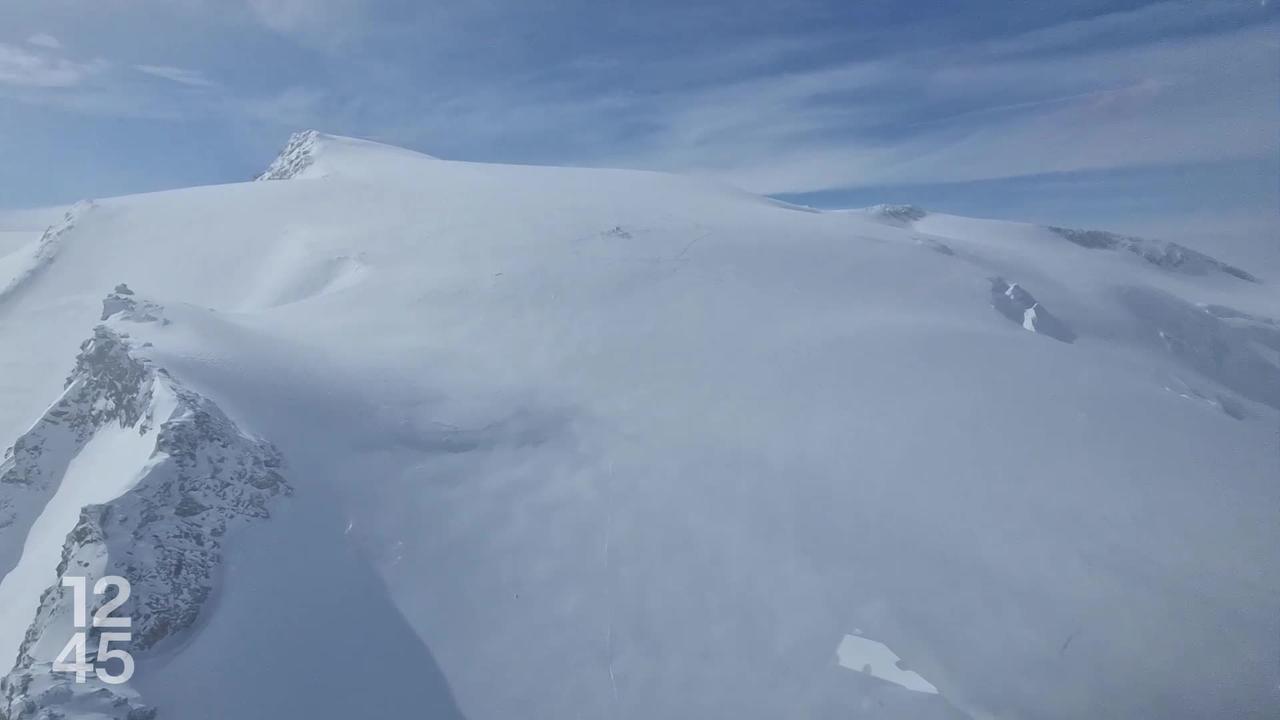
[0,287,290,720]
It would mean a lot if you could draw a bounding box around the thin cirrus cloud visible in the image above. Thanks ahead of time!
[216,0,1271,201]
[0,0,1274,236]
[241,0,377,46]
[0,42,105,88]
[0,34,214,113]
[134,64,216,88]
[595,19,1277,195]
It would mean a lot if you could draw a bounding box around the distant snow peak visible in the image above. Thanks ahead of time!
[989,277,1076,343]
[255,130,439,182]
[257,129,324,181]
[863,204,928,224]
[1046,226,1258,282]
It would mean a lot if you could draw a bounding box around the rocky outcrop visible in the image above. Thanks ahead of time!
[1046,226,1258,282]
[0,290,290,720]
[256,130,322,181]
[99,285,165,325]
[1,668,155,720]
[0,322,154,577]
[0,201,95,305]
[862,204,928,224]
[989,278,1076,343]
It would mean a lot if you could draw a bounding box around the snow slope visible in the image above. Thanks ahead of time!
[0,207,66,256]
[0,132,1276,719]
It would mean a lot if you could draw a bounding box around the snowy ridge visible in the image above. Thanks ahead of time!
[0,288,290,720]
[847,206,1258,285]
[255,129,439,181]
[0,292,153,581]
[0,202,93,306]
[1202,304,1280,351]
[1119,286,1280,410]
[1046,225,1258,282]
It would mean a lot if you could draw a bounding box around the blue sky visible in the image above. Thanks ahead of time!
[1,1,1276,264]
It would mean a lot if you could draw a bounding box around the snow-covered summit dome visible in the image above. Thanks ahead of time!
[256,129,440,181]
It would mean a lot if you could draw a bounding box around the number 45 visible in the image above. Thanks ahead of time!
[52,631,134,684]
[53,576,135,684]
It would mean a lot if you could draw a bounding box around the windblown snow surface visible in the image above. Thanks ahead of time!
[0,133,1277,719]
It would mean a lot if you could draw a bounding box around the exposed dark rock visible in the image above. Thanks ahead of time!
[989,277,1077,343]
[1047,226,1258,282]
[1,293,290,719]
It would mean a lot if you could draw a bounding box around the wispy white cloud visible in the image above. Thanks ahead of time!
[1,0,1274,228]
[0,51,216,118]
[134,64,215,87]
[0,42,105,88]
[242,0,374,46]
[280,1,1270,199]
[977,0,1247,58]
[25,33,62,50]
[590,17,1278,195]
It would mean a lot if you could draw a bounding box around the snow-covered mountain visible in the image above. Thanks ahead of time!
[0,131,1276,719]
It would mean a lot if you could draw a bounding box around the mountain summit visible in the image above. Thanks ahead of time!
[0,133,1276,720]
[257,130,440,181]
